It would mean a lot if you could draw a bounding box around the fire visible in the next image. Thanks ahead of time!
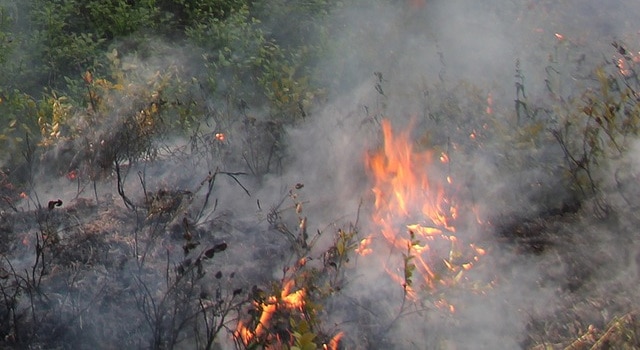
[234,279,306,347]
[323,332,344,350]
[355,236,373,256]
[215,133,226,142]
[364,119,484,296]
[365,119,455,239]
[486,92,494,115]
[66,169,78,181]
[615,57,634,77]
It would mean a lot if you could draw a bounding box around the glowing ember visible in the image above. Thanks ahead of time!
[615,57,634,77]
[215,133,226,142]
[486,92,494,115]
[66,169,78,181]
[364,119,484,296]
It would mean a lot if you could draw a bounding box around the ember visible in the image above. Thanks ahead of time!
[66,169,78,181]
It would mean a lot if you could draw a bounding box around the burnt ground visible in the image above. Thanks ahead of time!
[1,164,640,349]
[0,172,277,349]
[494,202,640,349]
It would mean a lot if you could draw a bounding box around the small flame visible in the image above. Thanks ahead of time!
[234,279,306,347]
[215,133,226,142]
[355,236,373,256]
[323,331,344,350]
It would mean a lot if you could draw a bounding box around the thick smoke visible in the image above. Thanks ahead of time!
[4,0,640,349]
[266,0,640,349]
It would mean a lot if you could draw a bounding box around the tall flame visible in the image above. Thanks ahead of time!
[366,119,456,235]
[364,119,483,296]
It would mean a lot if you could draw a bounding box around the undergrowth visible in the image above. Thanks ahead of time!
[0,1,638,349]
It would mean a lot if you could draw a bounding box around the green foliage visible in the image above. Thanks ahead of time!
[84,0,160,38]
[291,319,319,350]
[0,89,40,165]
[186,6,277,103]
[29,0,105,82]
[402,230,419,292]
[0,4,14,66]
[158,0,246,29]
[186,4,325,122]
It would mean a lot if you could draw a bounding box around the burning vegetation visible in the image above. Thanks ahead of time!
[363,119,485,298]
[0,0,640,349]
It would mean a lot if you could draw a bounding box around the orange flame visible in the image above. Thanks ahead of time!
[364,119,484,295]
[234,279,306,348]
[365,119,455,236]
[355,236,373,256]
[364,120,456,288]
[323,331,344,350]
